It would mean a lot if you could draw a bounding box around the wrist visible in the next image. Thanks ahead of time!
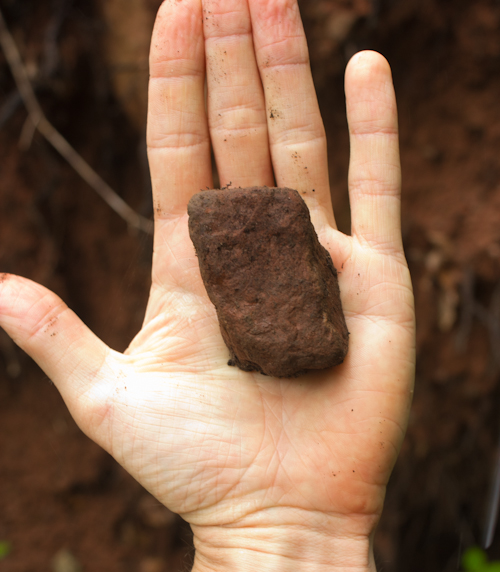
[190,509,377,572]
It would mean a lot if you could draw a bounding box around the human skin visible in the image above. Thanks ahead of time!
[0,1,415,571]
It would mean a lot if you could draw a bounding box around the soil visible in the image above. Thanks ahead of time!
[1,0,500,570]
[188,187,348,377]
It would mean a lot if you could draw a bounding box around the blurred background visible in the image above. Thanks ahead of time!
[1,0,500,570]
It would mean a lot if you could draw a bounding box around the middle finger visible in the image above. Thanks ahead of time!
[203,0,274,188]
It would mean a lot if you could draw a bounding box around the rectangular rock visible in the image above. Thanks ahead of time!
[188,187,349,378]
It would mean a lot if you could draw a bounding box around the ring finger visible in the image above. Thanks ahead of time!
[249,0,335,229]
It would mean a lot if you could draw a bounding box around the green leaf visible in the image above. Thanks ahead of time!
[484,563,500,572]
[0,541,11,560]
[462,547,488,571]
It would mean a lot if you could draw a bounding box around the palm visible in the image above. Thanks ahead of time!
[0,0,415,547]
[112,214,413,532]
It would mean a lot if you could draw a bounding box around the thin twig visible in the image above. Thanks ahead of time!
[0,8,153,235]
[483,430,500,549]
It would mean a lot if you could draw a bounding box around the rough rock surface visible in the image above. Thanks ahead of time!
[188,187,349,378]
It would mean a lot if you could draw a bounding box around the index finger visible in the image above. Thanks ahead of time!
[147,0,213,218]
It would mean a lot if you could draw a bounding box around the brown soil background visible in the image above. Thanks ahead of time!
[1,0,500,570]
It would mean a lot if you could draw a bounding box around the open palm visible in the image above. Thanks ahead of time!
[0,0,415,567]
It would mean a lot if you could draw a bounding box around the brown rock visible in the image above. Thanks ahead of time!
[188,187,349,378]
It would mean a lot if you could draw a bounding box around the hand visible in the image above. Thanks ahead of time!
[0,1,415,571]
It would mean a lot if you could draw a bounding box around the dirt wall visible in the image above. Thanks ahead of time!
[1,1,500,570]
